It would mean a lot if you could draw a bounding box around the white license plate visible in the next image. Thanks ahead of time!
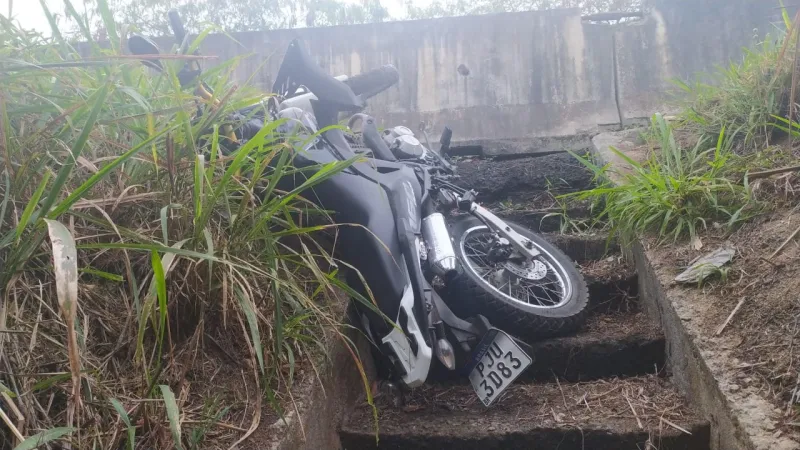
[468,330,532,406]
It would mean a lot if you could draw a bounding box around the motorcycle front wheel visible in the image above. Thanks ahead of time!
[447,216,589,338]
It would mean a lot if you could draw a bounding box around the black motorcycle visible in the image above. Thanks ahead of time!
[129,12,588,406]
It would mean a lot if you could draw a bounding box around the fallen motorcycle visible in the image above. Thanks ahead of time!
[129,11,589,406]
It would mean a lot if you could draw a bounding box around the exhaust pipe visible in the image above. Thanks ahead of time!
[422,213,458,278]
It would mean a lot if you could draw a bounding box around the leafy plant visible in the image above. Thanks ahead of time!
[565,114,760,244]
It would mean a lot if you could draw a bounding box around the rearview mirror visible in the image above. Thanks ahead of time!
[128,35,163,70]
[439,126,453,154]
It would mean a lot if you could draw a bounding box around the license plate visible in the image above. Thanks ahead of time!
[468,330,532,406]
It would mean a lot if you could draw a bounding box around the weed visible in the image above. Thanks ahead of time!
[541,198,600,235]
[566,114,761,244]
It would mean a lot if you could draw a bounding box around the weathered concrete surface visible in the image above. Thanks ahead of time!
[591,128,648,183]
[182,0,794,151]
[256,305,374,450]
[450,134,593,158]
[197,8,617,145]
[633,242,799,450]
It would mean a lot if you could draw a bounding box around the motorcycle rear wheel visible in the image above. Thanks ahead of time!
[447,216,589,338]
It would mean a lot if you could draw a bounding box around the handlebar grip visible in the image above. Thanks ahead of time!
[343,65,399,101]
[168,10,187,45]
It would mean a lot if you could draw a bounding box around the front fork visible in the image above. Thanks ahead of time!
[463,200,541,260]
[422,193,542,370]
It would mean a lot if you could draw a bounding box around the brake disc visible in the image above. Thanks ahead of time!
[504,260,548,281]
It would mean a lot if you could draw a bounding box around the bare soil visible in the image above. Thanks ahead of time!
[646,202,800,441]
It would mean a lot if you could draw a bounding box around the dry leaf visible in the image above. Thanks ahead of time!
[45,219,82,430]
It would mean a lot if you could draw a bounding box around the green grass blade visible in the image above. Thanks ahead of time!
[151,250,169,362]
[135,240,187,365]
[62,0,93,43]
[80,267,124,281]
[96,0,120,50]
[194,154,205,225]
[49,126,172,218]
[236,286,265,374]
[39,84,110,219]
[110,398,135,450]
[159,385,184,450]
[13,427,75,450]
[38,0,65,45]
[16,171,51,241]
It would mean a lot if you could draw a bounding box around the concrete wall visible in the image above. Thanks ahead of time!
[190,0,791,147]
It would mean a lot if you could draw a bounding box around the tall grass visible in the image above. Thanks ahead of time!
[566,114,760,244]
[673,5,798,153]
[0,6,369,449]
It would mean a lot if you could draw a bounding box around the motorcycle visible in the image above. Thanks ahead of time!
[128,11,589,406]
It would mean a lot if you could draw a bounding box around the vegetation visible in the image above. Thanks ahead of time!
[565,5,800,246]
[11,0,642,37]
[0,4,372,449]
[108,0,388,34]
[674,6,799,153]
[567,115,759,244]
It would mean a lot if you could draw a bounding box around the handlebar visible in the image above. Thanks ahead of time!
[342,65,399,101]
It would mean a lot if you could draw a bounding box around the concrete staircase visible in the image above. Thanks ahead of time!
[338,246,711,450]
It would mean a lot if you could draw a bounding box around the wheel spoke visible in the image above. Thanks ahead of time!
[460,226,570,310]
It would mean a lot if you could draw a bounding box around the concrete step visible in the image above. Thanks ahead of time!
[582,257,638,315]
[340,375,709,450]
[427,311,663,383]
[426,255,652,383]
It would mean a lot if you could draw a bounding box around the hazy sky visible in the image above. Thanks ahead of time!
[3,0,66,32]
[2,0,410,32]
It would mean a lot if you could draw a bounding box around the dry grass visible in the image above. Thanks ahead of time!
[348,374,699,441]
[0,7,372,449]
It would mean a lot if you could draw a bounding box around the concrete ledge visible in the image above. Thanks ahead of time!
[592,128,799,450]
[258,305,374,450]
[590,128,648,184]
[449,134,592,158]
[632,241,800,450]
[632,241,746,450]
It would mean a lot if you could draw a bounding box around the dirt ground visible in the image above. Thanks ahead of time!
[646,201,800,440]
[347,374,702,440]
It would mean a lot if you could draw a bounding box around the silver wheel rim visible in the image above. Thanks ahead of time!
[459,226,573,312]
